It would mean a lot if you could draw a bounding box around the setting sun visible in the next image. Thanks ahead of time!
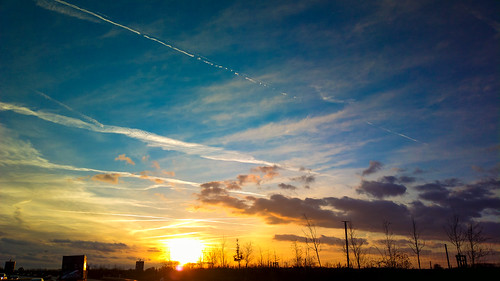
[165,238,205,266]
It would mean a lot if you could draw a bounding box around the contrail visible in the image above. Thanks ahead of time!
[34,90,104,127]
[365,121,425,144]
[41,1,423,146]
[0,100,280,167]
[51,0,279,92]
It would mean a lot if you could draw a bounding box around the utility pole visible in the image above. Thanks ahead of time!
[444,244,451,269]
[342,220,350,268]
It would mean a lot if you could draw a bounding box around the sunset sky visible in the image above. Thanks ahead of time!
[1,0,499,269]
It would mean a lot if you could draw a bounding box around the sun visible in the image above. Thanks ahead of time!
[165,238,205,266]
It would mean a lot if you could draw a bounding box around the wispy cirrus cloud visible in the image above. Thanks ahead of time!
[0,123,199,187]
[0,101,277,167]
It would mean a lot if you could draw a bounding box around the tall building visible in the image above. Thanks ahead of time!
[4,260,15,274]
[135,260,144,272]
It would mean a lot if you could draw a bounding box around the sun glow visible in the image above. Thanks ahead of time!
[165,238,205,266]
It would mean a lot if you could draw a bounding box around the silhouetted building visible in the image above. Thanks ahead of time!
[61,255,87,281]
[4,260,15,274]
[135,260,144,272]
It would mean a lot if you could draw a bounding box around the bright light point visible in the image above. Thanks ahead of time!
[176,264,183,271]
[166,238,205,265]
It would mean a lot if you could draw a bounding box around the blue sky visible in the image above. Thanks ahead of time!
[0,0,499,268]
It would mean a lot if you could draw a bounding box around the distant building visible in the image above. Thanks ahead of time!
[135,260,144,272]
[4,260,15,274]
[61,255,87,281]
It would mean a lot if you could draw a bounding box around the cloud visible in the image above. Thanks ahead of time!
[362,160,383,176]
[91,173,121,184]
[151,160,160,169]
[273,234,305,242]
[237,174,261,185]
[414,178,500,219]
[274,234,346,246]
[357,179,407,199]
[290,174,315,188]
[115,154,135,165]
[278,183,297,190]
[0,101,278,167]
[222,111,346,143]
[251,165,280,180]
[51,239,128,252]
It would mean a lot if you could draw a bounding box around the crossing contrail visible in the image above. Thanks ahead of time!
[39,0,423,145]
[34,90,104,127]
[49,0,279,92]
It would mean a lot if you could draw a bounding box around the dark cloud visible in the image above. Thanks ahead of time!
[291,174,315,184]
[196,176,500,241]
[201,181,241,190]
[274,234,305,242]
[51,239,128,252]
[357,179,407,198]
[290,174,315,189]
[274,234,346,246]
[398,175,416,183]
[414,179,500,218]
[362,160,383,176]
[278,183,297,190]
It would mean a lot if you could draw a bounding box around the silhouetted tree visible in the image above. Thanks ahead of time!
[347,221,366,269]
[257,246,266,267]
[291,240,303,267]
[242,241,254,267]
[233,239,243,268]
[219,236,228,268]
[445,215,466,257]
[303,214,322,267]
[204,246,219,268]
[408,216,425,269]
[465,222,489,266]
[379,220,411,268]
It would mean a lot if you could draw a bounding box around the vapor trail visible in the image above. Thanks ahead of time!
[34,90,104,127]
[0,101,279,167]
[45,1,421,146]
[51,0,276,92]
[365,121,424,144]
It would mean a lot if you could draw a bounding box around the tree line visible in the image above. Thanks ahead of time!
[178,214,492,270]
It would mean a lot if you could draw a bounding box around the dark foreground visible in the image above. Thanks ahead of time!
[90,267,499,281]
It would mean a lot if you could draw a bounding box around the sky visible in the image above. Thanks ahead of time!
[0,0,499,269]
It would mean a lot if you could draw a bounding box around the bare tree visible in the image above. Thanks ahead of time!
[347,221,366,269]
[291,240,303,267]
[408,217,425,269]
[379,220,410,268]
[445,215,466,256]
[257,246,266,267]
[242,241,254,267]
[465,222,488,266]
[204,245,219,268]
[219,236,228,268]
[303,214,322,267]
